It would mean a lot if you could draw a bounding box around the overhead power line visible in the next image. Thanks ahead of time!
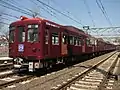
[0,22,9,25]
[96,0,112,26]
[50,0,83,25]
[0,13,19,19]
[0,17,11,21]
[29,0,62,22]
[36,0,83,26]
[7,0,41,17]
[83,0,95,27]
[0,0,33,16]
[98,0,112,25]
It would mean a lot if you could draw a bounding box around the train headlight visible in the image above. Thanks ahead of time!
[20,16,23,20]
[20,16,28,20]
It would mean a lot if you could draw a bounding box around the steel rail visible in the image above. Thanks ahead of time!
[51,51,117,90]
[0,75,34,89]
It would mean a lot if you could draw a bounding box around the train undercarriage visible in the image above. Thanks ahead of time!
[13,50,113,72]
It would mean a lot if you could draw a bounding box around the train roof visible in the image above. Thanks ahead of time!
[62,26,88,36]
[10,16,62,27]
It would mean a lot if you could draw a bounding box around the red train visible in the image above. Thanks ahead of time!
[9,16,116,72]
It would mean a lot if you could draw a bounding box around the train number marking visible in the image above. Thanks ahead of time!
[18,44,24,52]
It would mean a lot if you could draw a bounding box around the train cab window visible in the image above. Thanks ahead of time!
[18,26,25,42]
[27,24,38,42]
[9,26,15,43]
[62,34,67,44]
[52,33,59,45]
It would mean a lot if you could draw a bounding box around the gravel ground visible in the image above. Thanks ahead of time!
[109,55,120,90]
[112,81,120,90]
[2,52,115,90]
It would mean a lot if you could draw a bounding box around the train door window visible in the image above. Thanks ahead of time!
[69,36,74,45]
[45,29,48,44]
[86,38,90,46]
[18,26,25,42]
[52,33,59,45]
[74,37,77,46]
[90,38,95,45]
[95,40,97,46]
[62,34,67,44]
[9,26,15,43]
[27,24,38,42]
[77,37,81,46]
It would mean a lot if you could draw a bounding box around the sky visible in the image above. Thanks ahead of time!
[0,0,120,37]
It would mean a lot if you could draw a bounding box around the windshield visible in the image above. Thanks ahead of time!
[27,25,38,42]
[9,26,15,43]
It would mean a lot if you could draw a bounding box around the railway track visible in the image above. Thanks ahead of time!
[51,52,119,90]
[5,52,115,90]
[0,58,13,71]
[0,63,13,71]
[0,69,34,89]
[0,52,116,90]
[0,63,33,89]
[0,74,33,89]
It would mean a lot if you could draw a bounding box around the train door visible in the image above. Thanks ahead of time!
[82,37,86,53]
[44,28,49,56]
[61,32,68,55]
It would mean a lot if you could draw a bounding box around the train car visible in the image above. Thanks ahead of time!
[9,16,115,72]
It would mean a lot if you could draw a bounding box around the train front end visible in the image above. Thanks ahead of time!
[9,16,44,72]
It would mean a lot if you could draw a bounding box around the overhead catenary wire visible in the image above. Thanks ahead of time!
[0,13,19,19]
[7,0,41,17]
[50,0,83,25]
[98,0,112,26]
[0,22,9,25]
[29,0,68,24]
[0,17,11,21]
[83,0,95,27]
[36,0,83,26]
[96,0,112,26]
[0,0,33,16]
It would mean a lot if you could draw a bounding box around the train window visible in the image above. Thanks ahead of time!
[9,26,15,31]
[18,26,25,42]
[74,37,78,46]
[45,30,48,44]
[86,38,91,46]
[9,31,14,43]
[77,38,81,46]
[62,34,67,44]
[69,36,74,45]
[27,25,38,42]
[52,33,59,45]
[95,40,97,45]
